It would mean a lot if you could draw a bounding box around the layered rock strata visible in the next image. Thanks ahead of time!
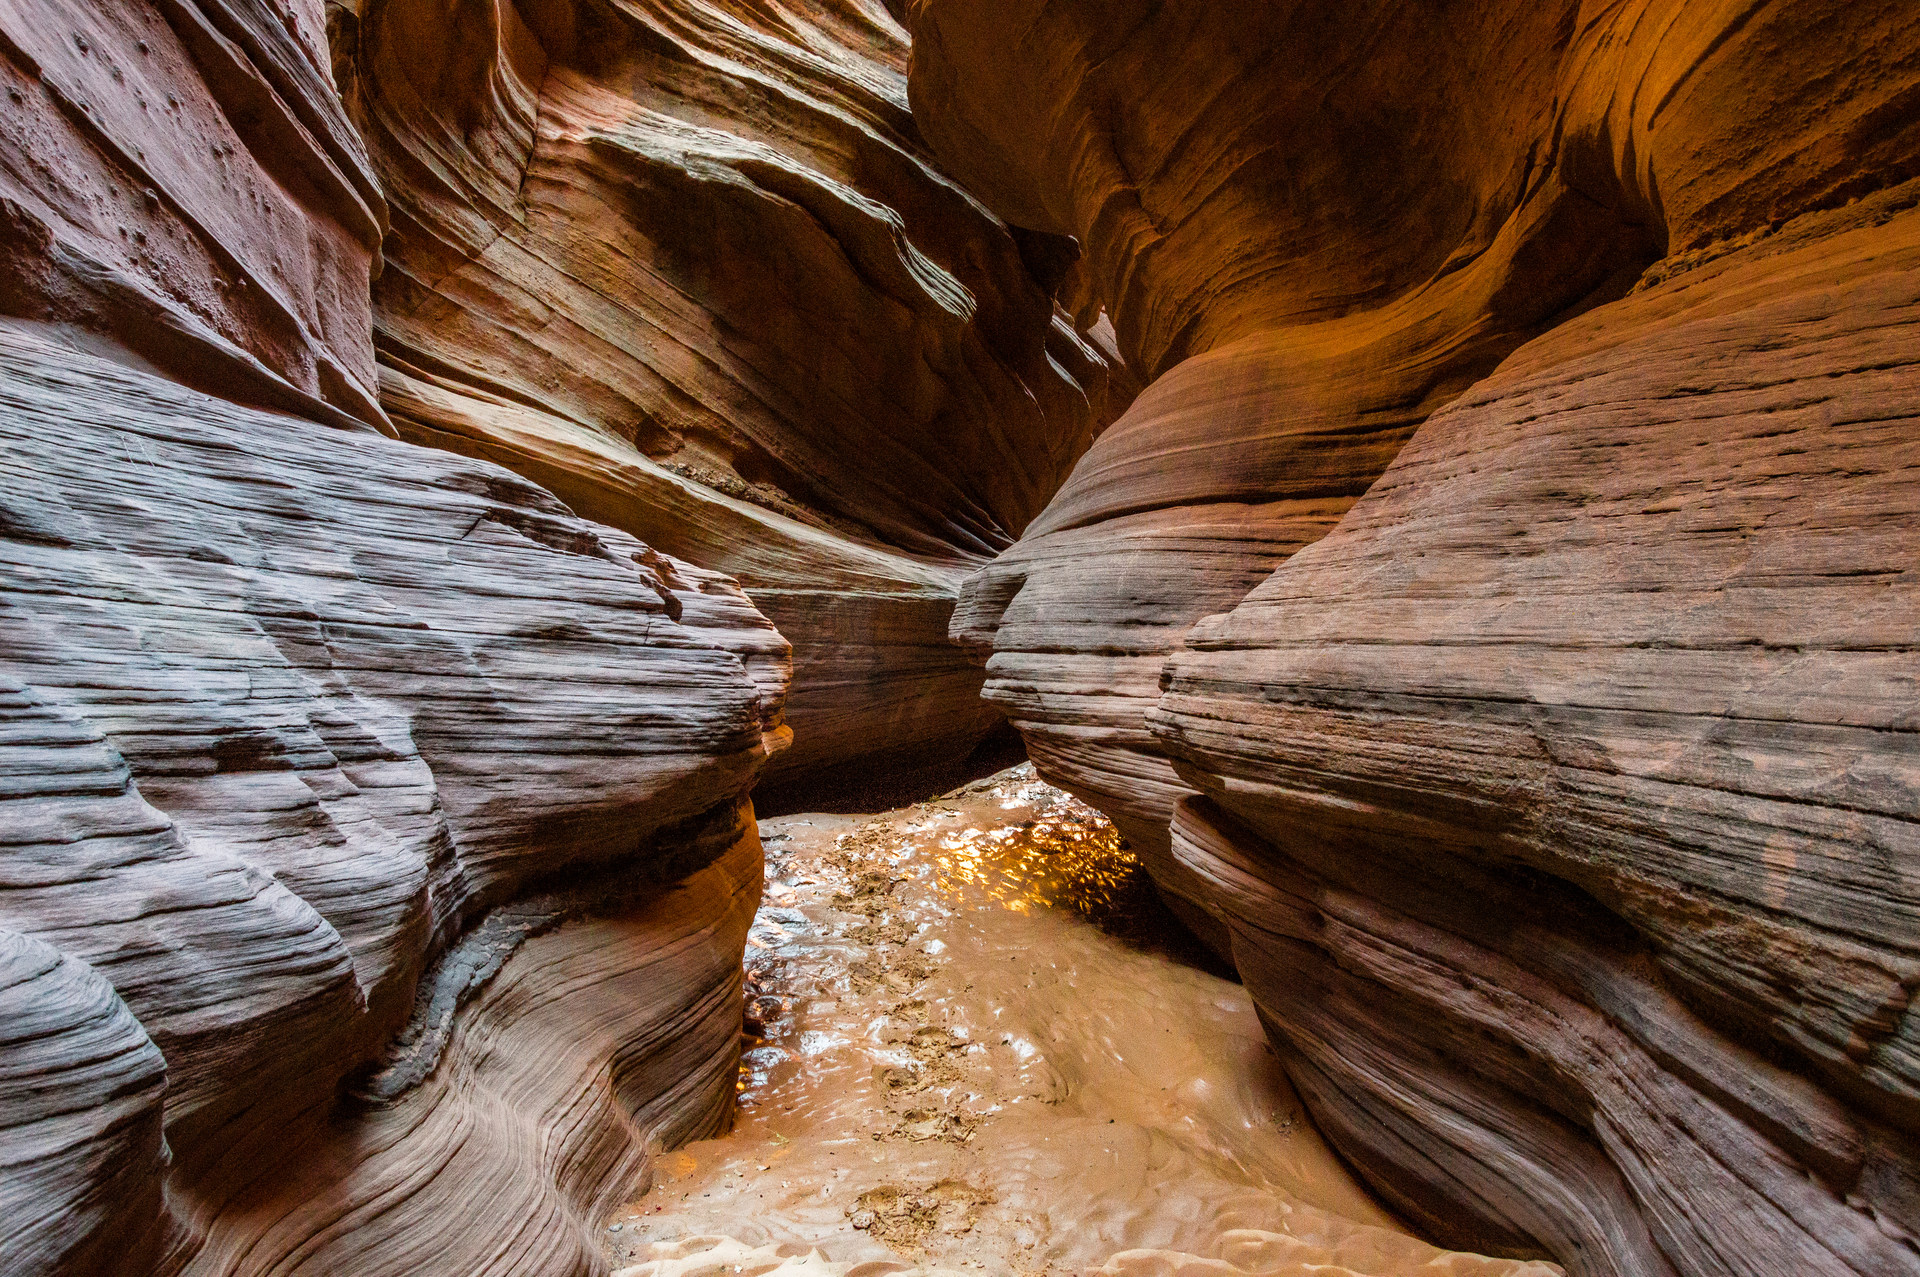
[937,0,1662,928]
[330,0,1129,795]
[0,319,787,1275]
[184,827,764,1277]
[0,0,387,430]
[921,0,1920,1270]
[0,2,796,1270]
[1159,193,1920,1276]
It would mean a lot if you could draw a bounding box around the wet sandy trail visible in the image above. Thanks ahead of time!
[603,766,1560,1277]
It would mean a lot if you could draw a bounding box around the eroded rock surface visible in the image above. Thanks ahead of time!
[0,295,784,1272]
[934,0,1672,929]
[189,827,765,1277]
[1157,198,1920,1276]
[0,5,811,1270]
[330,0,1128,795]
[0,0,388,431]
[6,0,1919,1273]
[920,0,1920,1270]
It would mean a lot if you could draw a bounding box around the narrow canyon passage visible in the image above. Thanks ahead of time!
[598,769,1558,1277]
[3,1,1916,1274]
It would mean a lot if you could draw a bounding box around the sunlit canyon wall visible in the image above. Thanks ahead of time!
[2,0,1917,1275]
[330,0,1131,800]
[923,1,1920,1273]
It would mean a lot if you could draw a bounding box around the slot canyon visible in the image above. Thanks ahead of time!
[0,0,1916,1274]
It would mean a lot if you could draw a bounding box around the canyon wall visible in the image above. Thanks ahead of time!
[921,0,1920,1272]
[328,0,1129,800]
[5,0,1918,1274]
[0,2,789,1272]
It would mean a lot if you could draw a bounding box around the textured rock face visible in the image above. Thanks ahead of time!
[3,7,833,1267]
[936,0,1666,921]
[330,0,1127,794]
[5,0,1918,1274]
[0,3,1116,1271]
[0,319,787,1275]
[0,12,796,1251]
[1158,200,1920,1276]
[0,0,387,431]
[0,930,168,1274]
[921,0,1920,1270]
[186,831,763,1277]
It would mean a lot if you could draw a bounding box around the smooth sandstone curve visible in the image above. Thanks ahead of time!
[919,0,1920,1269]
[331,0,1131,794]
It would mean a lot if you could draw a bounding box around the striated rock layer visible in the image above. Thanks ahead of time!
[0,319,787,1276]
[186,828,764,1277]
[922,0,1920,1270]
[1159,196,1920,1277]
[329,0,1130,795]
[0,3,799,1269]
[935,0,1666,932]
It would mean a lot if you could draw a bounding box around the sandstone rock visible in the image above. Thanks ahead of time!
[0,0,387,431]
[930,0,1665,923]
[185,824,763,1277]
[0,931,169,1275]
[5,1,1917,1274]
[918,0,1920,1268]
[0,319,787,1274]
[1156,197,1920,1274]
[332,0,1128,794]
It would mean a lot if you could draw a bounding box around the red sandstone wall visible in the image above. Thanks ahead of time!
[919,1,1920,1270]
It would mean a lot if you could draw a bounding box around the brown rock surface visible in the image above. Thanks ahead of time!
[0,0,388,431]
[187,825,764,1277]
[920,0,1920,1269]
[0,930,169,1274]
[1157,198,1920,1275]
[331,0,1128,794]
[936,0,1665,925]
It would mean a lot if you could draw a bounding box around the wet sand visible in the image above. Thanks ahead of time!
[604,766,1561,1277]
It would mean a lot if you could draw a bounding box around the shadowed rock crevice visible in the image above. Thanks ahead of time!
[327,0,1135,799]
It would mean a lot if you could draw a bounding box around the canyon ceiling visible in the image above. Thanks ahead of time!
[1,0,1916,1275]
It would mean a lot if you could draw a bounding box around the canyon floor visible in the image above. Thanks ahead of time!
[598,767,1562,1277]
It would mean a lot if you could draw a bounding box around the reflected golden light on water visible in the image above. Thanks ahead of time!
[928,795,1143,925]
[733,773,1209,1104]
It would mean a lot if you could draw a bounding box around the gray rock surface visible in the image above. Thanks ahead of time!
[0,319,786,1274]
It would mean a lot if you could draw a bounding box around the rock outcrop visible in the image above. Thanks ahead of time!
[0,2,792,1271]
[329,0,1129,798]
[0,0,387,431]
[0,318,785,1275]
[1159,193,1920,1277]
[921,0,1920,1271]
